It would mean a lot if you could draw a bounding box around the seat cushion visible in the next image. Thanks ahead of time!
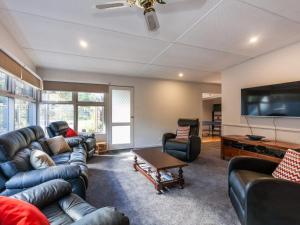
[229,170,272,206]
[51,153,71,165]
[42,202,74,225]
[165,138,188,152]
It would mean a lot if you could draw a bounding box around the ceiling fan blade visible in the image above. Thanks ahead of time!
[95,2,127,10]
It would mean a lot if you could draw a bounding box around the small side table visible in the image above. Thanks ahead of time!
[95,142,108,155]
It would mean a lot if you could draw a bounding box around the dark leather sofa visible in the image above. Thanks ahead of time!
[47,121,96,159]
[228,156,300,225]
[12,179,130,225]
[162,119,201,162]
[0,126,87,198]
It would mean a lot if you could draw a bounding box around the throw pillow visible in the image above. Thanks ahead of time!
[0,196,50,225]
[30,150,55,170]
[46,136,71,155]
[176,126,190,139]
[272,149,300,183]
[66,128,78,137]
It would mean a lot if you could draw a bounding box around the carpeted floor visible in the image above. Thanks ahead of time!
[86,142,240,225]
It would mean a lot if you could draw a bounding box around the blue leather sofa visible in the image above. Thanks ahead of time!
[12,179,129,225]
[0,126,87,198]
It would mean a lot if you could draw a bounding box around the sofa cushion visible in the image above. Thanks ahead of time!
[51,153,71,165]
[0,196,50,225]
[272,149,300,183]
[165,138,188,151]
[0,131,28,161]
[18,128,36,146]
[46,136,71,155]
[28,126,45,140]
[0,148,32,178]
[30,150,55,170]
[229,170,272,206]
[66,128,78,138]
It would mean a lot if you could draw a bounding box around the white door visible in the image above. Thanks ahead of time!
[108,86,134,149]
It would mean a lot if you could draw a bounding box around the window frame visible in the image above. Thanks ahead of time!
[39,91,106,134]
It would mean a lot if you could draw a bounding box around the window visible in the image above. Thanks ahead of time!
[0,70,38,131]
[39,104,74,129]
[40,91,106,134]
[14,99,36,130]
[0,73,8,90]
[42,91,72,102]
[78,92,104,102]
[78,106,105,133]
[0,96,9,134]
[15,80,35,98]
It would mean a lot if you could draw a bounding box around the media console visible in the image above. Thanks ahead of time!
[221,135,300,163]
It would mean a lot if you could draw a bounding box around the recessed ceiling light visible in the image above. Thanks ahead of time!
[179,73,184,77]
[79,40,88,48]
[249,36,259,44]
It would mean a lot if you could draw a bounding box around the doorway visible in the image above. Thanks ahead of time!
[108,86,134,150]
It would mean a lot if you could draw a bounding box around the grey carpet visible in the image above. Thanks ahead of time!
[86,142,240,225]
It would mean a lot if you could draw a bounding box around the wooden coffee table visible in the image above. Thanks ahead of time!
[132,148,188,194]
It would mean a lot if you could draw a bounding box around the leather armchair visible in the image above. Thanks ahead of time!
[228,156,300,225]
[12,179,130,225]
[47,121,96,159]
[162,119,201,162]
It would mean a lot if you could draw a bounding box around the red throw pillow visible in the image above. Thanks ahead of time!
[66,128,78,137]
[0,196,50,225]
[176,126,190,139]
[272,149,300,183]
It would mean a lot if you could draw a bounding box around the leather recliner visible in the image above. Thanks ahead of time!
[12,179,130,225]
[0,126,87,198]
[47,121,96,159]
[228,156,300,225]
[162,119,201,162]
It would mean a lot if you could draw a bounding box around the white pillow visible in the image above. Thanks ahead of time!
[30,150,55,170]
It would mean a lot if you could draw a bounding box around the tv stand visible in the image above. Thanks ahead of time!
[221,135,300,163]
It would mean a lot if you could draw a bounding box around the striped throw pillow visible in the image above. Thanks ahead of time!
[272,149,300,183]
[176,126,190,139]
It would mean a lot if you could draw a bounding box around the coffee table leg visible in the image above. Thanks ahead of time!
[178,167,184,189]
[133,155,138,171]
[156,170,163,194]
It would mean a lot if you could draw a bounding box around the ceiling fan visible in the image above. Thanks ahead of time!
[95,0,167,32]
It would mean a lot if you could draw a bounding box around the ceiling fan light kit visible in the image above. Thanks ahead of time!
[96,0,166,32]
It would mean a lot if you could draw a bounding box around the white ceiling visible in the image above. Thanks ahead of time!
[0,0,300,83]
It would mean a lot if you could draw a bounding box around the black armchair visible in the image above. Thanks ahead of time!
[47,121,96,159]
[228,156,300,225]
[162,119,201,162]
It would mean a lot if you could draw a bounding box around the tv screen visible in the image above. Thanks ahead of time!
[241,81,300,117]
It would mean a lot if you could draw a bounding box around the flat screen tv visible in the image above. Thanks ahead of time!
[241,81,300,117]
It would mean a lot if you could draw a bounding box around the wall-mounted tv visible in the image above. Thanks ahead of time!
[241,81,300,117]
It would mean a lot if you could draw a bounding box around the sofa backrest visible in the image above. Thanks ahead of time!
[48,121,70,137]
[0,126,47,179]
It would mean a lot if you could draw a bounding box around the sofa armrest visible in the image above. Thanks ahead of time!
[65,137,83,147]
[246,178,300,225]
[162,133,176,150]
[228,157,279,175]
[72,207,130,225]
[6,165,81,189]
[188,136,201,154]
[11,179,71,209]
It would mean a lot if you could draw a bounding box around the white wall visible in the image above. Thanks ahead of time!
[38,68,221,148]
[202,98,221,121]
[0,21,35,72]
[222,42,300,144]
